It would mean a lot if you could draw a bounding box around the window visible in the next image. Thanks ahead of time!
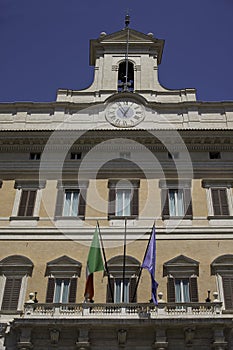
[211,255,233,310]
[45,256,82,303]
[202,180,233,218]
[70,152,81,160]
[108,180,139,219]
[11,181,45,220]
[46,277,77,303]
[18,190,37,217]
[159,180,192,219]
[118,61,134,92]
[29,152,41,160]
[106,256,140,303]
[211,188,229,216]
[163,255,199,303]
[209,151,221,159]
[0,255,33,312]
[55,181,88,219]
[63,190,80,216]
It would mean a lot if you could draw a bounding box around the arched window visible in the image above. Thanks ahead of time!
[118,61,134,92]
[0,255,33,312]
[106,255,140,303]
[211,254,233,310]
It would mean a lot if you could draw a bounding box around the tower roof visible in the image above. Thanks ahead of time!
[90,28,164,66]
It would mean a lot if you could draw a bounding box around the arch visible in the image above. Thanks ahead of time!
[118,60,134,92]
[0,255,33,276]
[107,255,140,278]
[211,254,233,275]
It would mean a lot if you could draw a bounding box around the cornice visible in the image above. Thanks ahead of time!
[0,100,233,112]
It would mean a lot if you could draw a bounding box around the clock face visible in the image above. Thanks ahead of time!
[106,100,145,128]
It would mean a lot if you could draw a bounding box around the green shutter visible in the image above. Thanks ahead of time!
[222,276,233,309]
[46,278,55,303]
[131,189,138,217]
[167,277,175,302]
[78,188,86,218]
[189,276,198,302]
[129,277,137,303]
[55,188,64,217]
[1,277,22,311]
[184,188,193,217]
[68,278,77,303]
[161,189,169,218]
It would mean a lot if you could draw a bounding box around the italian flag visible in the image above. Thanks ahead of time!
[84,225,104,301]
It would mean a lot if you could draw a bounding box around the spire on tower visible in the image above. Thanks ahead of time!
[125,13,130,28]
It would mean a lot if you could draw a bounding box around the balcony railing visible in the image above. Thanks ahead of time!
[23,301,223,319]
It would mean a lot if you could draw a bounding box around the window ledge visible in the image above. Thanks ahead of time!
[10,216,39,221]
[108,215,138,220]
[207,215,233,220]
[54,216,85,221]
[162,215,193,220]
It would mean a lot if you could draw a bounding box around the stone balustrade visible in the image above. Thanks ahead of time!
[23,301,223,319]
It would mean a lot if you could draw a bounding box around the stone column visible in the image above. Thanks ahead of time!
[17,327,33,350]
[76,329,90,350]
[152,328,168,349]
[212,327,227,350]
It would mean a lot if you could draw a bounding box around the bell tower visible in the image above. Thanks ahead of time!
[57,19,196,103]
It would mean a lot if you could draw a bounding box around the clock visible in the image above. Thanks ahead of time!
[106,99,145,128]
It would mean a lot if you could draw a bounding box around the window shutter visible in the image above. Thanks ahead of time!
[55,188,64,217]
[129,277,137,303]
[184,188,193,217]
[26,190,36,216]
[161,189,169,218]
[131,189,138,217]
[222,276,233,309]
[1,277,22,311]
[219,189,229,215]
[106,278,114,302]
[108,189,116,217]
[212,188,229,216]
[46,278,55,303]
[18,190,28,216]
[68,278,77,303]
[78,188,87,218]
[167,277,175,302]
[189,276,198,302]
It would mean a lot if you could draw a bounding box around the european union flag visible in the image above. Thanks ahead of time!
[141,225,158,305]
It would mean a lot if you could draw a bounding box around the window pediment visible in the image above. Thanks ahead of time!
[163,255,199,277]
[45,255,82,277]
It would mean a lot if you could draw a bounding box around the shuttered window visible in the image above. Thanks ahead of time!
[55,188,87,219]
[162,188,192,218]
[18,190,37,216]
[211,188,229,216]
[106,277,137,303]
[46,277,77,303]
[222,276,233,309]
[1,277,22,311]
[167,276,198,302]
[108,182,139,219]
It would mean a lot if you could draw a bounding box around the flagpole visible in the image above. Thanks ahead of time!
[131,224,154,303]
[97,221,114,303]
[122,217,127,303]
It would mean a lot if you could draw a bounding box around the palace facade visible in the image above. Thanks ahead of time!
[0,24,233,349]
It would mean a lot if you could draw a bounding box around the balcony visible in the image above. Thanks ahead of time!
[23,301,223,319]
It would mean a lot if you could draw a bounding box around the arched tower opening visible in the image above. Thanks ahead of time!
[118,61,134,92]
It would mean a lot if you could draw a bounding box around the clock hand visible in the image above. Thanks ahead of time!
[123,102,134,117]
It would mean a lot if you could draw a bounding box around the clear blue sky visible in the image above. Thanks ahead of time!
[0,0,233,102]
